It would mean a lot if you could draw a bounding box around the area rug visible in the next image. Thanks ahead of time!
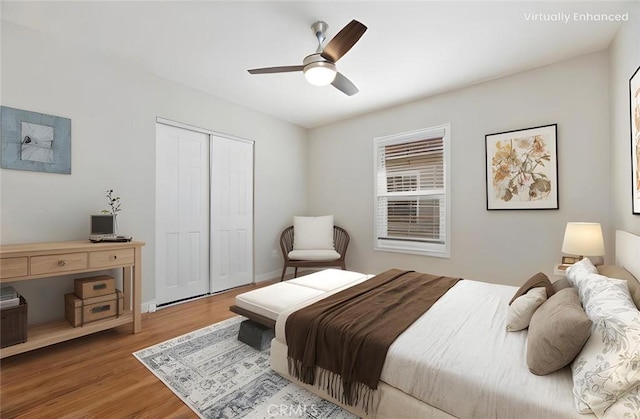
[133,316,355,418]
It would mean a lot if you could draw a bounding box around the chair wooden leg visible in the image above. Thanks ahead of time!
[280,265,287,282]
[294,267,298,278]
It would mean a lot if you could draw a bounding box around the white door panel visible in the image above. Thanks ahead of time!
[211,136,254,292]
[156,124,210,305]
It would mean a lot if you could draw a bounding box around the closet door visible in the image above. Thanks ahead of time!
[156,124,210,305]
[210,135,254,292]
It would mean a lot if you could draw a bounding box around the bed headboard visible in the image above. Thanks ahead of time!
[616,230,640,282]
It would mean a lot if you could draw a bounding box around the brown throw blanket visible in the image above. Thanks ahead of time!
[286,269,461,412]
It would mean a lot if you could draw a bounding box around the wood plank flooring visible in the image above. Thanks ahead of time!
[0,280,276,418]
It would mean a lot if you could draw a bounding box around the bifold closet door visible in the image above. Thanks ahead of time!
[210,136,254,292]
[156,124,210,305]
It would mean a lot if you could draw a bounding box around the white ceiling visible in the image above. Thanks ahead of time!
[1,1,634,128]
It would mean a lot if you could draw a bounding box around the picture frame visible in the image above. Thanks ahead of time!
[1,106,71,174]
[485,124,558,210]
[562,256,581,265]
[630,65,640,214]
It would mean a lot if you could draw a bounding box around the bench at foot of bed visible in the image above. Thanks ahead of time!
[238,319,274,351]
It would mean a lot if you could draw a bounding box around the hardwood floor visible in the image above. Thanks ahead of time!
[0,281,276,418]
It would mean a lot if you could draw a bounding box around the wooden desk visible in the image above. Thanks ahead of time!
[0,240,144,358]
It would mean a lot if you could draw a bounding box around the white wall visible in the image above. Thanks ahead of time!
[609,5,640,238]
[308,52,611,286]
[0,22,308,322]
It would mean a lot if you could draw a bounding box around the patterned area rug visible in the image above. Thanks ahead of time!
[133,316,355,418]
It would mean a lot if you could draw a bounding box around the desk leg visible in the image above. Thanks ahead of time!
[123,267,132,312]
[133,246,142,333]
[123,266,134,333]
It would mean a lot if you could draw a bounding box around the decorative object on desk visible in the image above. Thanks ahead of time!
[562,256,581,265]
[101,189,122,232]
[133,316,354,419]
[89,214,117,241]
[561,222,605,260]
[0,106,71,174]
[630,65,640,214]
[485,124,558,210]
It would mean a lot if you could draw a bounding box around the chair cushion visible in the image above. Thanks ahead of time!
[288,250,341,261]
[293,215,335,250]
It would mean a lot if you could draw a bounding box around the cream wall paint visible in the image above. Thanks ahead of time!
[0,22,308,323]
[308,52,611,286]
[609,6,640,238]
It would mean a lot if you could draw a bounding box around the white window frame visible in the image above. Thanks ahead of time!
[373,124,451,258]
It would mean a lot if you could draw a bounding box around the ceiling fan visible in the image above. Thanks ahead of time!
[247,19,367,96]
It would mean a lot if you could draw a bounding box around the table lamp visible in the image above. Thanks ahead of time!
[561,222,605,260]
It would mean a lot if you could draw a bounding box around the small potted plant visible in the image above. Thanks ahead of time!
[101,189,122,232]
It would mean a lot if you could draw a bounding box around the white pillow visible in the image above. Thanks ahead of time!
[566,257,598,288]
[602,385,640,418]
[569,270,640,416]
[506,287,547,332]
[293,215,335,250]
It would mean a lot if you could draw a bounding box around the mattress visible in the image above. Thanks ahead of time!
[274,276,592,419]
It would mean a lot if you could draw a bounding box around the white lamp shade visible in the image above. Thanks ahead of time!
[561,222,605,256]
[303,62,337,86]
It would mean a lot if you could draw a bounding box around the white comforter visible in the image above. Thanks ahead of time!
[276,276,589,418]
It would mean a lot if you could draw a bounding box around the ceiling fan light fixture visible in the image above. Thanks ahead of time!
[303,61,337,86]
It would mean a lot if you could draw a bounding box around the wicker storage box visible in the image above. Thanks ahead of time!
[74,275,115,299]
[1,296,27,348]
[65,290,123,327]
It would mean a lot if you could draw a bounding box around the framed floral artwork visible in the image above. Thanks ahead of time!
[630,65,640,214]
[485,124,558,210]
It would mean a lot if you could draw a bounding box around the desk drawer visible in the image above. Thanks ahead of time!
[0,257,28,280]
[31,253,88,275]
[89,248,134,268]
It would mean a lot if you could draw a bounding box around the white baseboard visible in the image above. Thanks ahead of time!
[141,301,155,313]
[142,268,320,313]
[254,269,281,283]
[254,268,318,283]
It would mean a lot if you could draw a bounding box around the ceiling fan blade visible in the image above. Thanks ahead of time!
[321,20,367,63]
[331,72,359,96]
[248,65,304,74]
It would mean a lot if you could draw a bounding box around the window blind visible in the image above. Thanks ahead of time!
[376,136,445,244]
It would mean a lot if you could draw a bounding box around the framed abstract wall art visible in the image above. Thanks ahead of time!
[630,65,640,214]
[1,106,71,174]
[485,124,558,210]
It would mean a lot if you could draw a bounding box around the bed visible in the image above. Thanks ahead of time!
[233,230,640,418]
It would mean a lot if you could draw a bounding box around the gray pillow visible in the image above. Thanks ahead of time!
[597,265,640,310]
[552,277,572,292]
[509,272,555,305]
[526,288,592,376]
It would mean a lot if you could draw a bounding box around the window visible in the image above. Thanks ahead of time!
[374,124,451,257]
